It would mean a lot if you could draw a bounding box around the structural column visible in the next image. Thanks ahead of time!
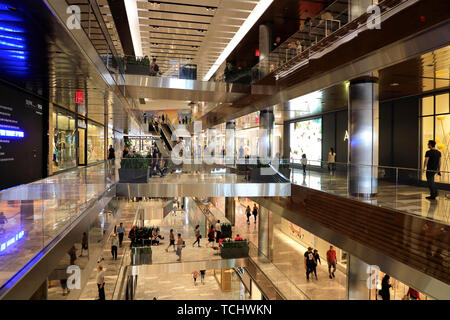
[225,120,235,164]
[225,197,235,226]
[257,205,274,261]
[258,109,275,162]
[348,76,379,197]
[347,254,371,300]
[259,24,272,78]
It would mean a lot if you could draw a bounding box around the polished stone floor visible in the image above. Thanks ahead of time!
[134,269,250,300]
[290,169,450,224]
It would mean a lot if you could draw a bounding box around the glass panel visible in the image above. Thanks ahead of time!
[78,128,85,165]
[87,122,105,163]
[421,116,434,169]
[53,111,77,172]
[435,93,449,114]
[421,96,434,116]
[435,114,450,176]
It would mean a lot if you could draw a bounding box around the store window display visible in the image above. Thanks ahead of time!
[87,121,105,163]
[53,109,77,172]
[421,92,450,183]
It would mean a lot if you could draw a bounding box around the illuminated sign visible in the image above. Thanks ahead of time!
[0,128,24,138]
[0,230,25,252]
[75,91,84,104]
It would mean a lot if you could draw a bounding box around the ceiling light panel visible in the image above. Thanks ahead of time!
[134,0,269,78]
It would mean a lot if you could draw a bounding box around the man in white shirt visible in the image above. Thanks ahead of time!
[96,265,105,300]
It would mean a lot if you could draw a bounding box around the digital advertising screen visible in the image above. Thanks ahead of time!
[290,118,322,166]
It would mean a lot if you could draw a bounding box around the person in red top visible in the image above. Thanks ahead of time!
[407,287,420,300]
[326,245,337,279]
[234,234,243,241]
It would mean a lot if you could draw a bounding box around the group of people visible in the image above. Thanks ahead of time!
[192,270,206,285]
[245,204,258,225]
[304,245,338,281]
[299,147,336,175]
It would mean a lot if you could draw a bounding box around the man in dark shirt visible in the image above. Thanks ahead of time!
[304,247,316,281]
[108,145,115,160]
[423,140,441,200]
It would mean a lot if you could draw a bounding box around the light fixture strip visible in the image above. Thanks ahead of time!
[124,0,143,56]
[203,0,273,81]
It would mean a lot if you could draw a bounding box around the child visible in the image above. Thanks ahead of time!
[301,154,307,174]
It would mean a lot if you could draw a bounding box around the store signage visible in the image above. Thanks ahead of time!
[344,130,349,141]
[75,90,84,104]
[0,230,25,252]
[0,129,24,138]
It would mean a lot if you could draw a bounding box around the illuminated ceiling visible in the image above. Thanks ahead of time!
[125,0,272,80]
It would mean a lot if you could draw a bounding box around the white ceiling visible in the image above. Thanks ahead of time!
[133,0,261,79]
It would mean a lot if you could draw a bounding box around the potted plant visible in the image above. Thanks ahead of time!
[220,240,249,259]
[118,153,150,183]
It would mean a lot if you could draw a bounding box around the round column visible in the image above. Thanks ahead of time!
[348,76,379,197]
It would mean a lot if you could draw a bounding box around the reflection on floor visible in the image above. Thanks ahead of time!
[291,169,449,224]
[135,270,249,300]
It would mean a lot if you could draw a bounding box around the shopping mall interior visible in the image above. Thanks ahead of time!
[0,0,448,303]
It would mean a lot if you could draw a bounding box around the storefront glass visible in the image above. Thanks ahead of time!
[421,92,450,181]
[87,121,105,163]
[53,108,77,172]
[290,118,322,165]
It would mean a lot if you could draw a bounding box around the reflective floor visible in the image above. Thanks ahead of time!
[291,169,450,224]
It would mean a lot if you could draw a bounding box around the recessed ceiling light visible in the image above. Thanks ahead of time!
[390,83,399,86]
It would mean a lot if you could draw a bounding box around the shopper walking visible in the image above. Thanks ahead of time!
[326,245,337,279]
[117,223,125,247]
[200,270,206,285]
[312,249,321,280]
[245,205,251,225]
[192,270,199,286]
[301,154,307,174]
[215,220,222,243]
[80,232,88,257]
[423,140,441,200]
[304,247,316,281]
[111,233,118,260]
[328,148,336,173]
[176,233,183,262]
[108,145,115,160]
[252,204,258,224]
[166,229,176,252]
[128,225,137,248]
[207,225,215,247]
[96,265,105,300]
[192,225,202,247]
[379,274,392,300]
[68,245,77,265]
